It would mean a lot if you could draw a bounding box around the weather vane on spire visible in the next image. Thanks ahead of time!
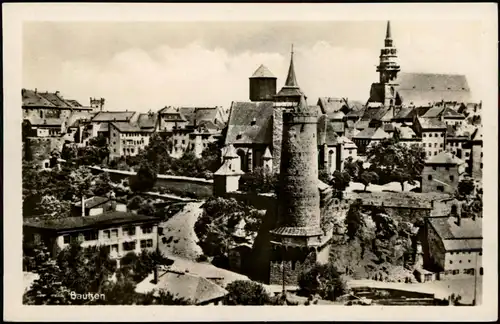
[291,43,294,56]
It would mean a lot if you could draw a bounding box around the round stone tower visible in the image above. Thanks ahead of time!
[267,47,329,286]
[249,64,277,102]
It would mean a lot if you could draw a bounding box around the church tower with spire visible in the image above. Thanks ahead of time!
[369,21,401,107]
[268,45,331,285]
[271,45,305,173]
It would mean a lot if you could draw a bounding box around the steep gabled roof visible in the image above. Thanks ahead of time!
[38,92,73,108]
[22,89,56,108]
[353,127,391,140]
[92,111,135,122]
[251,64,276,78]
[416,117,447,130]
[396,72,471,106]
[427,217,482,251]
[224,101,274,145]
[137,113,158,129]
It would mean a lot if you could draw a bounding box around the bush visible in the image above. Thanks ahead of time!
[298,263,347,301]
[127,195,144,210]
[239,167,278,194]
[223,280,271,305]
[129,163,157,192]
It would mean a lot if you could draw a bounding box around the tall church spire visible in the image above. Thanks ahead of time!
[385,20,392,39]
[377,21,400,84]
[275,44,303,98]
[284,44,299,88]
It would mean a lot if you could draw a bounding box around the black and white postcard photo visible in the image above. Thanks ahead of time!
[3,2,497,322]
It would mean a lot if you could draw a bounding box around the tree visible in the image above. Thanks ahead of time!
[93,172,113,197]
[23,244,72,305]
[345,199,365,241]
[318,168,331,184]
[366,139,426,191]
[56,241,116,300]
[239,167,278,194]
[343,156,364,181]
[223,280,271,305]
[457,178,475,198]
[130,162,157,192]
[127,195,144,210]
[119,250,169,283]
[359,171,378,192]
[140,290,192,305]
[298,263,347,301]
[329,170,351,192]
[201,140,222,173]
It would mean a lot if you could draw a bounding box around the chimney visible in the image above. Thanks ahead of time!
[35,88,37,94]
[81,195,86,217]
[55,90,60,96]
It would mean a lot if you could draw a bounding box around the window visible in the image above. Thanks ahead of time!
[440,144,443,148]
[434,151,437,156]
[123,241,136,251]
[140,239,154,249]
[449,260,453,264]
[428,175,433,180]
[480,163,483,169]
[465,152,469,157]
[83,230,98,241]
[452,270,459,275]
[481,152,483,157]
[111,229,118,238]
[123,226,136,236]
[468,260,471,263]
[182,140,185,144]
[141,225,153,234]
[450,175,454,181]
[459,260,462,263]
[423,133,426,137]
[441,133,444,137]
[479,252,482,256]
[158,227,164,236]
[437,185,444,192]
[445,166,449,171]
[63,235,70,244]
[103,230,111,239]
[434,143,437,148]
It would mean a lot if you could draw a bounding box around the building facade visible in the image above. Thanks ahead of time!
[421,152,466,193]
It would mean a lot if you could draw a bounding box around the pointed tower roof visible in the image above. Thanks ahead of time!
[263,146,272,159]
[385,21,392,39]
[276,45,303,98]
[223,144,238,159]
[251,64,276,78]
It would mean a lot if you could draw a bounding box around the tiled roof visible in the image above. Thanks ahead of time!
[22,89,56,108]
[396,72,471,106]
[65,99,83,107]
[330,111,345,120]
[153,270,228,304]
[353,127,390,140]
[178,107,223,128]
[74,196,109,209]
[26,117,64,126]
[251,64,276,78]
[92,111,135,122]
[397,125,417,139]
[38,92,73,108]
[317,97,347,116]
[442,107,465,119]
[345,192,450,209]
[426,151,465,165]
[137,113,158,129]
[416,117,447,129]
[110,121,155,133]
[393,107,413,120]
[23,211,158,232]
[354,120,370,130]
[317,115,340,146]
[421,106,444,118]
[270,226,323,237]
[224,101,274,145]
[427,217,482,251]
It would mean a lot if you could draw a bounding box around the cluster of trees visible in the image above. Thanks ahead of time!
[340,138,426,192]
[61,136,110,167]
[194,197,263,263]
[109,133,222,194]
[23,241,189,305]
[239,167,278,194]
[22,162,113,219]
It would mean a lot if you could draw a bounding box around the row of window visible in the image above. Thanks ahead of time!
[428,174,455,181]
[426,150,443,156]
[445,268,483,275]
[104,239,154,253]
[450,251,482,256]
[423,133,444,138]
[62,225,154,243]
[425,143,443,148]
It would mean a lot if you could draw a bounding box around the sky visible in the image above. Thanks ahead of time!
[23,20,486,112]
